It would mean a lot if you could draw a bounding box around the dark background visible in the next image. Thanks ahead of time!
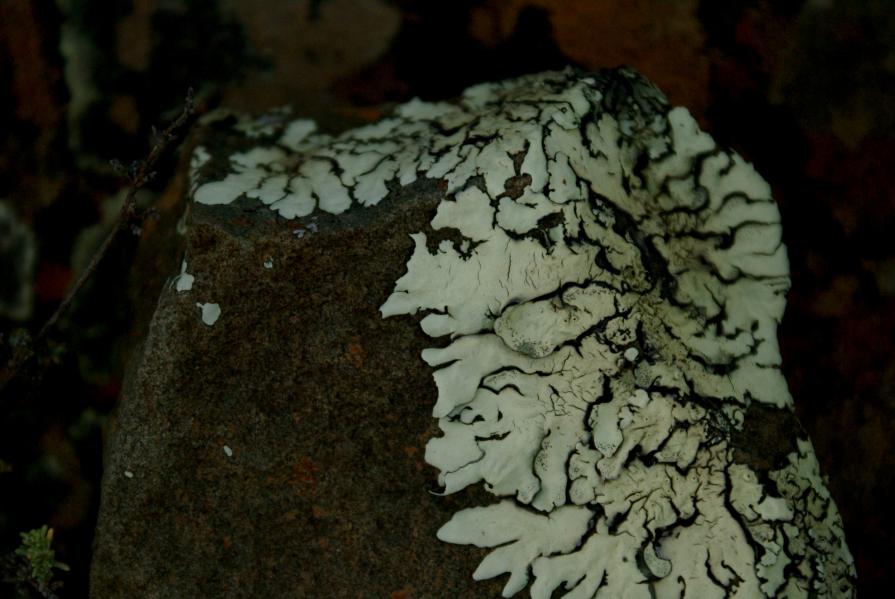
[1,0,892,596]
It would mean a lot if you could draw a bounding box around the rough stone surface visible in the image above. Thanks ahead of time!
[90,177,505,597]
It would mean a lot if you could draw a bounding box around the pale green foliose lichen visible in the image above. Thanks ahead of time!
[191,69,855,598]
[196,302,220,326]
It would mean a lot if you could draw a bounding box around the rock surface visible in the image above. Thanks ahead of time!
[91,69,855,598]
[89,175,511,596]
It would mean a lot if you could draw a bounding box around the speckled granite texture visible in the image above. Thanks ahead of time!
[89,171,512,597]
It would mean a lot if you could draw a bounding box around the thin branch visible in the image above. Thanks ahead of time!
[0,89,196,392]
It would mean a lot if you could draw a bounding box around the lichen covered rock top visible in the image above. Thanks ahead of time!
[192,69,855,598]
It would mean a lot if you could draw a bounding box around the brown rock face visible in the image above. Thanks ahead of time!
[89,181,503,597]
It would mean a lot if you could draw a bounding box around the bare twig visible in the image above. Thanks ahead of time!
[0,89,196,392]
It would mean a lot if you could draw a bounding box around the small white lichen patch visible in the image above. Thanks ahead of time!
[263,257,273,269]
[191,145,211,170]
[174,260,194,292]
[188,146,211,198]
[293,223,319,239]
[196,302,221,326]
[193,68,855,598]
[124,470,134,479]
[223,445,233,457]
